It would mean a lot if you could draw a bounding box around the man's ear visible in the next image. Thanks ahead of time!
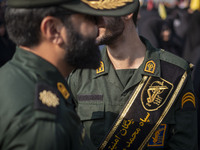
[122,13,133,21]
[40,16,64,45]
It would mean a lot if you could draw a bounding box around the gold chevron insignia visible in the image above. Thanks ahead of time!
[57,82,70,100]
[81,0,133,10]
[96,61,105,74]
[39,90,59,107]
[144,60,156,74]
[181,92,196,108]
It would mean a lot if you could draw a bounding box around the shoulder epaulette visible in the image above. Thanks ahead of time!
[34,82,60,114]
[159,49,189,70]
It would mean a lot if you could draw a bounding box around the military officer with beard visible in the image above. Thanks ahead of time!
[68,0,198,149]
[0,0,137,149]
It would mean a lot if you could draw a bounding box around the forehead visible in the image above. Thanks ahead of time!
[101,16,122,23]
[70,14,96,22]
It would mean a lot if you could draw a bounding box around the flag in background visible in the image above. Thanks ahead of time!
[158,2,167,19]
[147,0,154,10]
[190,0,200,11]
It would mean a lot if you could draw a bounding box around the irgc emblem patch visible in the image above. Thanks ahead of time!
[141,77,173,111]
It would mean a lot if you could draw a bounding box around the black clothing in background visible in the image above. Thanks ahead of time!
[183,10,200,64]
[137,7,162,48]
[192,57,200,149]
[0,33,16,67]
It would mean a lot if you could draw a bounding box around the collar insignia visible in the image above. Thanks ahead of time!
[81,0,133,10]
[96,61,105,74]
[182,92,196,109]
[144,60,156,74]
[39,90,59,107]
[57,82,70,100]
[141,77,173,111]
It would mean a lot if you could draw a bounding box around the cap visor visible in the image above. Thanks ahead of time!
[60,0,139,16]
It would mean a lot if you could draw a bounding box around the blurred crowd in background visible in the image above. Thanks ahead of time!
[137,0,200,101]
[0,0,200,86]
[138,0,200,65]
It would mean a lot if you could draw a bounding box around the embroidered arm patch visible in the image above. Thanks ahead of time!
[181,91,196,110]
[147,124,167,148]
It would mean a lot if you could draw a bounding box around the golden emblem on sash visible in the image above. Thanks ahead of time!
[81,0,133,10]
[57,82,70,100]
[39,90,59,107]
[141,77,173,111]
[96,61,105,74]
[144,60,156,74]
[146,81,168,107]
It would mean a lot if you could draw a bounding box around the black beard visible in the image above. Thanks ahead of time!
[97,17,124,45]
[65,22,101,69]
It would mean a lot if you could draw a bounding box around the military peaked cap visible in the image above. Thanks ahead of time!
[7,0,139,16]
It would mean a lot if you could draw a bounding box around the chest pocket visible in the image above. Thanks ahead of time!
[77,94,104,121]
[77,94,105,146]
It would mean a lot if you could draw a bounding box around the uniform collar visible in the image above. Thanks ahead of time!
[12,47,65,83]
[93,37,161,91]
[94,37,161,78]
[12,47,71,98]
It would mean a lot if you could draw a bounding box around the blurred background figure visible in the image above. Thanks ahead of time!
[137,0,194,58]
[183,7,200,65]
[0,0,16,67]
[0,18,16,67]
[0,0,6,20]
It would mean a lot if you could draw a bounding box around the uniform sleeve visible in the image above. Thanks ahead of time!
[2,111,70,150]
[167,69,198,150]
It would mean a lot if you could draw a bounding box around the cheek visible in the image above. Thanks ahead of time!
[96,27,106,39]
[79,22,98,38]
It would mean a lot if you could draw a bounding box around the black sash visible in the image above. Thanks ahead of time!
[99,68,187,150]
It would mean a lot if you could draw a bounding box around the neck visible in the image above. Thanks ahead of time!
[107,24,146,70]
[20,43,73,78]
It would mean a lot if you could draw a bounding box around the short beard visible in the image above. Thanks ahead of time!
[65,20,101,69]
[97,17,124,45]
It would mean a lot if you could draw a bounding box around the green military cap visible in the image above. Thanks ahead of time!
[7,0,139,16]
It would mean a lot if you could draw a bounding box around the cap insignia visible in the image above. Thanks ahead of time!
[144,60,156,74]
[39,90,59,107]
[96,61,105,74]
[81,0,133,10]
[57,82,70,100]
